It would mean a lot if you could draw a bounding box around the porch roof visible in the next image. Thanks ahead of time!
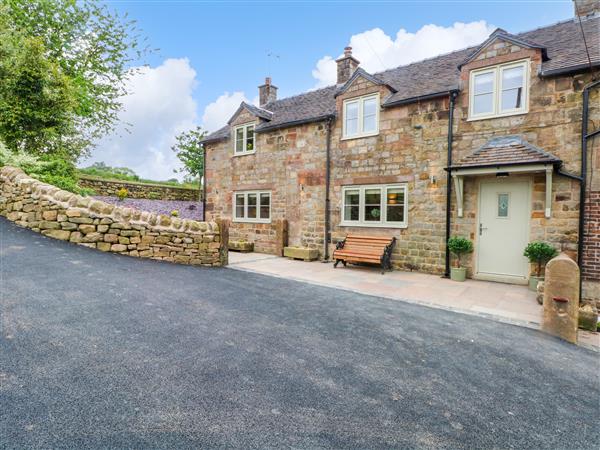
[447,136,562,172]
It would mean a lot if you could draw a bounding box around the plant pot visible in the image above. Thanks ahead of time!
[529,275,543,291]
[450,267,467,282]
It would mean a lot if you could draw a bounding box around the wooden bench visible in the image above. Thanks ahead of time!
[333,234,396,274]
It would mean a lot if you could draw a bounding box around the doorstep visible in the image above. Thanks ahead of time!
[227,252,599,351]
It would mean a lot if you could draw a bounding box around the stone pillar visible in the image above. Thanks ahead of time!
[217,219,230,266]
[542,253,580,343]
[275,219,288,257]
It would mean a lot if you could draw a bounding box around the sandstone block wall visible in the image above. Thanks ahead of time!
[0,167,225,267]
[78,175,200,201]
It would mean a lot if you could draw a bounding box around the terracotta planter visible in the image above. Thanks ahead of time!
[529,275,543,291]
[450,267,467,282]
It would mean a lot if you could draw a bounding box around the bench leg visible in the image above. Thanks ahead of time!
[334,259,340,268]
[342,260,347,267]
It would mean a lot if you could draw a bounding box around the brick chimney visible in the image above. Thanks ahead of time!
[574,0,599,18]
[258,77,277,107]
[336,46,360,85]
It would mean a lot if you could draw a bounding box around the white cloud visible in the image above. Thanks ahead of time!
[201,91,249,132]
[85,58,198,180]
[312,21,495,87]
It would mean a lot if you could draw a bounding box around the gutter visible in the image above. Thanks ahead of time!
[202,144,207,221]
[256,114,335,133]
[323,116,333,262]
[445,160,562,171]
[383,90,456,108]
[540,62,600,78]
[444,90,459,278]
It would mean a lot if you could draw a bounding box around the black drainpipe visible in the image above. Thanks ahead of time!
[201,144,207,222]
[444,90,459,278]
[323,116,333,262]
[577,78,600,295]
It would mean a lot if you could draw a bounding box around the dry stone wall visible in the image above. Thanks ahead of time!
[78,175,200,201]
[0,167,225,266]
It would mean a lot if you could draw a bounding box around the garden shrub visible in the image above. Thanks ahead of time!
[171,210,179,217]
[524,241,558,277]
[448,236,473,268]
[116,187,128,201]
[147,191,161,200]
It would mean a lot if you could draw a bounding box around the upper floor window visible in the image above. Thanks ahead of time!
[469,60,528,120]
[234,123,255,155]
[233,190,271,223]
[341,184,407,228]
[342,93,379,139]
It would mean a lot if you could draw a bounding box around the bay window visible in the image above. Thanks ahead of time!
[469,60,528,120]
[343,94,379,139]
[233,191,271,223]
[341,184,408,228]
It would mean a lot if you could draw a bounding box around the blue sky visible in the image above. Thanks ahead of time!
[92,1,575,179]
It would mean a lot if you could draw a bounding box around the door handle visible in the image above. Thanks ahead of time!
[479,223,488,235]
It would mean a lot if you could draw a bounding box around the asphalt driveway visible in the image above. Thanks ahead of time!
[0,218,598,449]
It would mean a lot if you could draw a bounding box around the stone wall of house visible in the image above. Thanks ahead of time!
[78,176,200,201]
[205,107,328,254]
[0,167,225,266]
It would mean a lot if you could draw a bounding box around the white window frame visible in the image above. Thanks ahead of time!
[468,59,529,121]
[340,184,408,228]
[233,190,271,223]
[233,122,256,155]
[342,93,380,139]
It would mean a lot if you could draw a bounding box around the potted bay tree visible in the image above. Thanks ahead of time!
[448,236,473,282]
[523,241,558,291]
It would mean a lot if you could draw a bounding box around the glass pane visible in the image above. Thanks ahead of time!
[363,97,377,117]
[498,193,509,217]
[502,66,524,90]
[247,193,257,218]
[344,189,360,221]
[235,194,245,218]
[474,71,494,94]
[363,114,376,133]
[501,88,522,111]
[473,93,493,115]
[246,126,254,151]
[260,193,270,219]
[364,188,381,222]
[235,128,244,153]
[386,189,405,223]
[345,101,359,136]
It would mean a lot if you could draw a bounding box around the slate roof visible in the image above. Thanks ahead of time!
[201,16,600,144]
[449,136,562,170]
[228,102,273,123]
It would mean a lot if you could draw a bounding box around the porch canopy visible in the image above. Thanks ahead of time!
[446,136,562,218]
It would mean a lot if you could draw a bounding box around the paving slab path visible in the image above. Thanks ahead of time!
[0,218,598,449]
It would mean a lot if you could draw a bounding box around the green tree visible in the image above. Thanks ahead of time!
[1,0,150,160]
[172,126,206,181]
[0,10,78,156]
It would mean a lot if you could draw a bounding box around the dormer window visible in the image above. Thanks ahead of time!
[234,123,255,155]
[469,60,528,120]
[342,93,379,139]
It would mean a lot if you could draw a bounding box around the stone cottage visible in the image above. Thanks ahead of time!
[201,2,600,301]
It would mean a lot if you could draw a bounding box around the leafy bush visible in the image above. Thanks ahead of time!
[448,236,474,268]
[0,141,40,172]
[524,241,558,277]
[147,192,161,200]
[116,187,128,201]
[170,210,179,217]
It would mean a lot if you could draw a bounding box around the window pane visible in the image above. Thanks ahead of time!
[498,193,509,217]
[235,128,244,153]
[345,102,359,136]
[235,194,245,218]
[363,114,376,133]
[247,193,257,218]
[502,66,524,90]
[473,71,494,94]
[364,188,381,222]
[246,126,254,151]
[363,97,377,132]
[344,189,360,221]
[473,93,493,115]
[386,188,405,223]
[260,193,270,219]
[501,88,522,111]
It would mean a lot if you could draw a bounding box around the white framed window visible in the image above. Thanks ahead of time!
[468,59,529,120]
[341,184,408,228]
[233,190,271,223]
[342,93,380,139]
[233,123,255,155]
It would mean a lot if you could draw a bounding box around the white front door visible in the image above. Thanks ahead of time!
[477,179,530,283]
